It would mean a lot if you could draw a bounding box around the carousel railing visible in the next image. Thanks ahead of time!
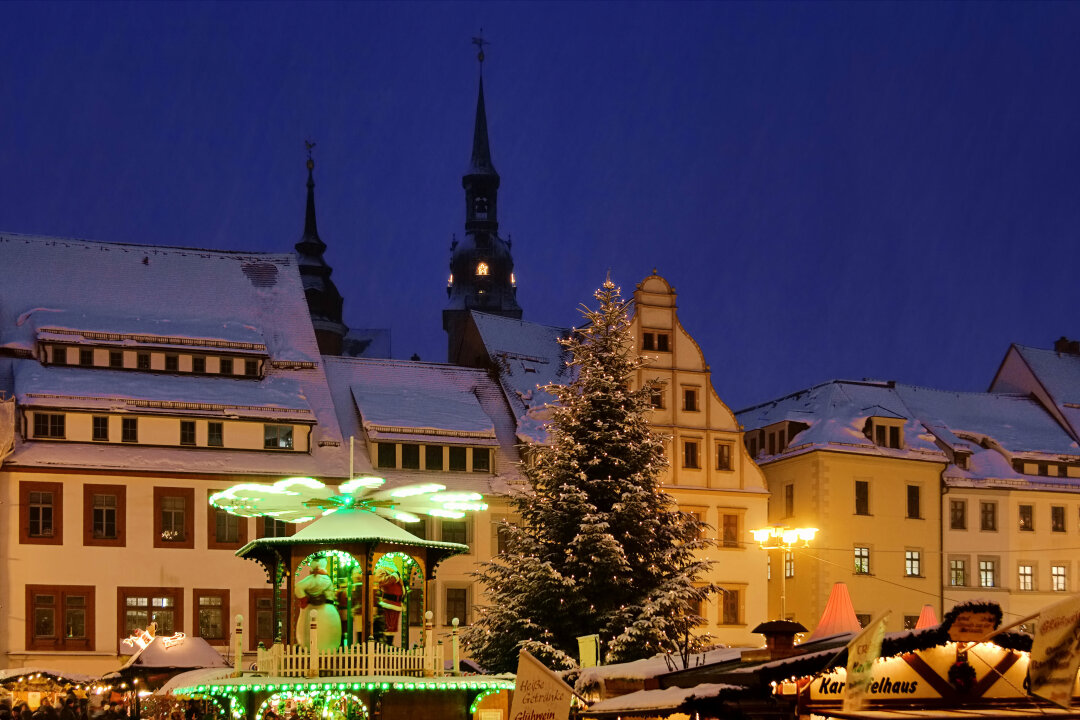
[255,638,445,678]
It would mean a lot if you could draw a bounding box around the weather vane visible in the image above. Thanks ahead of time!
[305,139,316,170]
[472,30,489,71]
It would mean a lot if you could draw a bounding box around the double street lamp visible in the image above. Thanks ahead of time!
[751,526,818,620]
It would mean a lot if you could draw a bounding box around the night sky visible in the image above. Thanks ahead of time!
[4,2,1080,411]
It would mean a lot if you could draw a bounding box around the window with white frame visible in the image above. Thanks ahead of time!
[1018,564,1034,591]
[905,550,921,577]
[1052,565,1068,592]
[854,546,870,574]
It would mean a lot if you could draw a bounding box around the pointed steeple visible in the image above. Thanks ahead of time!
[468,77,497,177]
[444,37,522,365]
[294,142,347,355]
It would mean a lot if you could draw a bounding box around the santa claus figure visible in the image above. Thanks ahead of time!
[377,571,404,635]
[294,558,342,650]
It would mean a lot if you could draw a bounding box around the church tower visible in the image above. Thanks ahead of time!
[295,146,347,355]
[443,41,522,364]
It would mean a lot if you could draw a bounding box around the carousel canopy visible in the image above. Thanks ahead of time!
[236,507,469,558]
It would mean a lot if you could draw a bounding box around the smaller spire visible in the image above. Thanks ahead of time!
[298,139,324,254]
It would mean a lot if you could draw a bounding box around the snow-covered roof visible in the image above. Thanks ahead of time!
[583,682,739,715]
[469,311,571,443]
[576,647,745,689]
[0,233,347,477]
[323,356,523,496]
[115,635,229,672]
[737,380,1080,483]
[0,667,97,685]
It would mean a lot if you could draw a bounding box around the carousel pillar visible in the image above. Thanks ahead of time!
[272,555,283,644]
[424,611,434,677]
[450,617,460,675]
[306,611,319,678]
[234,614,244,676]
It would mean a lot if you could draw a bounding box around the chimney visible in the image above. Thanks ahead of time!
[1054,337,1080,355]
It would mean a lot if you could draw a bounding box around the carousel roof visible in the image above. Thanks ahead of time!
[236,507,469,557]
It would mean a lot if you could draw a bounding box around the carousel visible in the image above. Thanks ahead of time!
[162,476,513,720]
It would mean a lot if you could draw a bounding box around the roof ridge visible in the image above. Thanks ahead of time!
[325,355,490,373]
[0,232,293,261]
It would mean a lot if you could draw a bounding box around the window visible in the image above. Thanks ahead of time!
[903,615,919,630]
[979,559,997,588]
[244,359,258,377]
[449,446,467,471]
[208,422,223,447]
[854,546,870,574]
[257,517,292,538]
[784,484,794,517]
[716,443,732,471]
[906,485,921,519]
[1052,506,1066,533]
[1018,564,1034,591]
[856,613,872,628]
[83,484,125,547]
[92,416,109,442]
[642,333,655,351]
[950,558,967,586]
[854,480,869,516]
[1053,565,1067,592]
[408,587,424,626]
[649,386,664,409]
[784,551,794,578]
[79,348,93,366]
[721,514,739,548]
[981,502,997,531]
[32,412,65,439]
[722,588,741,625]
[263,424,293,450]
[180,421,196,446]
[905,550,922,577]
[377,443,396,469]
[220,357,234,375]
[250,588,284,650]
[153,487,194,549]
[137,352,151,370]
[194,590,229,642]
[473,447,491,472]
[53,346,68,365]
[425,445,443,470]
[683,440,700,469]
[109,350,123,368]
[119,587,182,638]
[950,499,967,530]
[444,586,469,625]
[683,388,699,412]
[656,333,670,352]
[21,481,62,545]
[401,444,420,469]
[122,417,138,443]
[192,356,206,373]
[209,501,245,549]
[442,519,468,546]
[26,585,95,651]
[165,354,179,372]
[475,261,489,276]
[1019,504,1034,532]
[870,421,902,449]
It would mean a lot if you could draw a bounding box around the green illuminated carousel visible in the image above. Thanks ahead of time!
[162,477,513,720]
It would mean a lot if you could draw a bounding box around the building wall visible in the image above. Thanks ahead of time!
[1,469,270,674]
[760,451,944,633]
[630,274,770,646]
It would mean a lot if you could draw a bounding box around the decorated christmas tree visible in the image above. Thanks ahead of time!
[463,277,714,672]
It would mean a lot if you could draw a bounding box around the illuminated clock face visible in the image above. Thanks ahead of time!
[476,261,490,276]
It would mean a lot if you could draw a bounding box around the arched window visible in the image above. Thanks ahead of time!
[476,262,490,276]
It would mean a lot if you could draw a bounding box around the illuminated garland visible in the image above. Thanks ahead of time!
[468,689,504,714]
[180,679,514,696]
[256,691,369,720]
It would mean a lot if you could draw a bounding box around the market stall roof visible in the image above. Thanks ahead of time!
[583,683,740,717]
[816,708,1080,720]
[808,582,861,640]
[0,668,97,686]
[104,635,229,678]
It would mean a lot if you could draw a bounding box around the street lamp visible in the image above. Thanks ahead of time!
[751,526,818,620]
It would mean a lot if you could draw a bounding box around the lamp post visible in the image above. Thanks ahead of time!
[751,526,818,620]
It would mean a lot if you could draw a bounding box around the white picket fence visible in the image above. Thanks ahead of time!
[256,638,445,678]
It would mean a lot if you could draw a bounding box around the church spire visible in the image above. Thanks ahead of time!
[294,142,347,355]
[443,36,522,365]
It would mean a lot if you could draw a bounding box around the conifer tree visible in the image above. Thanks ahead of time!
[463,278,714,672]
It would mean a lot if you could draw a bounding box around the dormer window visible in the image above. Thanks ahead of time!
[474,197,489,219]
[865,418,903,449]
[476,262,490,276]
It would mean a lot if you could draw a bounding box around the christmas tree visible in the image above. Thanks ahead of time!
[463,277,714,672]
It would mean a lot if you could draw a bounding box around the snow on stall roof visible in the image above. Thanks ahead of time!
[116,634,229,671]
[0,667,98,684]
[0,233,348,477]
[576,647,745,688]
[583,683,739,714]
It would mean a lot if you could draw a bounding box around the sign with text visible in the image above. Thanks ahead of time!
[1029,594,1080,708]
[508,650,572,720]
[843,613,888,711]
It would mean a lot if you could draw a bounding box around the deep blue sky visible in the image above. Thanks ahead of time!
[4,2,1080,410]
